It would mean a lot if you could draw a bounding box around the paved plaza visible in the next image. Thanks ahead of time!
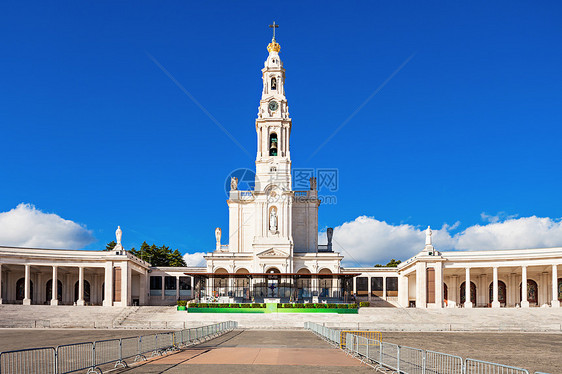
[0,328,560,373]
[113,330,373,374]
[381,331,562,373]
[0,329,168,352]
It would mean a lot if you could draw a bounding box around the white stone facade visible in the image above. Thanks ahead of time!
[205,36,342,277]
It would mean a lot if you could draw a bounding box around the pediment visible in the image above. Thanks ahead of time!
[257,248,288,258]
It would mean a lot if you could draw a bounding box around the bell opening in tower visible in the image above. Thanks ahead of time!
[269,133,278,156]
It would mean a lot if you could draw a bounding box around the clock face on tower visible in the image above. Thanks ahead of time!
[268,100,279,111]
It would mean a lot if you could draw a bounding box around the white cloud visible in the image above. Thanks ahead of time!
[183,252,207,267]
[0,203,95,249]
[324,214,562,267]
[455,216,562,251]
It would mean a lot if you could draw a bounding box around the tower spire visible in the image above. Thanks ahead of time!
[269,21,279,41]
[267,22,281,53]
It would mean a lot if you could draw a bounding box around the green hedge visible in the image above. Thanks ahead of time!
[276,303,357,309]
[359,301,370,307]
[186,302,359,309]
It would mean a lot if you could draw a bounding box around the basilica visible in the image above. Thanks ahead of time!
[0,31,561,309]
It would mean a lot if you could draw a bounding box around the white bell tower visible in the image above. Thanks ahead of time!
[255,22,292,192]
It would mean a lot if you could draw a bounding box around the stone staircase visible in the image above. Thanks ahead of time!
[0,305,127,328]
[1,304,561,331]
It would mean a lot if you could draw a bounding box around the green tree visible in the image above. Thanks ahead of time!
[104,241,117,251]
[374,259,402,267]
[103,241,187,267]
[130,242,187,267]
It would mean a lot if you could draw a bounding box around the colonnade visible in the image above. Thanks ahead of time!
[0,261,148,307]
[403,262,561,308]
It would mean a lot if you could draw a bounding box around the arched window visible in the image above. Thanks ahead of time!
[488,281,507,305]
[519,279,538,305]
[214,268,229,297]
[16,278,33,301]
[460,281,477,305]
[74,280,91,303]
[46,279,63,303]
[269,133,278,156]
[271,77,277,90]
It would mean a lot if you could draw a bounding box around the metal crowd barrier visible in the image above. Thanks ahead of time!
[344,334,532,374]
[339,330,382,349]
[304,322,341,346]
[0,321,237,374]
[303,322,548,374]
[465,358,530,374]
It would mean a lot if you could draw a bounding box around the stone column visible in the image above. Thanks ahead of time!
[416,262,427,308]
[36,272,42,303]
[464,267,472,308]
[382,276,387,299]
[23,264,31,305]
[552,265,560,308]
[0,263,3,304]
[161,276,165,301]
[506,274,511,306]
[103,262,113,306]
[139,271,147,306]
[397,274,408,307]
[451,275,458,307]
[492,267,500,308]
[367,276,372,302]
[121,261,130,306]
[77,267,85,306]
[352,277,356,297]
[435,262,444,308]
[521,266,529,308]
[176,276,180,300]
[51,266,59,305]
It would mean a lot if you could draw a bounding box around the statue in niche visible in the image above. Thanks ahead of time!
[230,177,238,191]
[269,207,278,233]
[215,227,221,248]
[115,226,122,246]
[271,77,277,90]
[309,177,317,190]
[425,226,432,246]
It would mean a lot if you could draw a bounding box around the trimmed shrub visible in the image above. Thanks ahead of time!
[315,303,327,308]
[347,303,358,309]
[251,303,263,308]
[305,303,316,308]
[177,300,187,307]
[240,303,252,308]
[359,301,370,307]
[326,303,338,309]
[230,303,240,308]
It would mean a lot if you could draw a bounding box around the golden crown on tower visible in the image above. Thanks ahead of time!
[267,39,281,53]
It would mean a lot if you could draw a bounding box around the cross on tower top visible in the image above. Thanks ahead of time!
[269,21,279,40]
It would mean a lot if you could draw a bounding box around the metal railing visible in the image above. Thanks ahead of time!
[0,321,237,374]
[339,330,382,349]
[345,333,532,374]
[304,322,341,346]
[464,358,531,374]
[304,322,548,374]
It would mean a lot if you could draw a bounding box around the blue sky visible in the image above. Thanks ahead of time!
[1,1,562,265]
